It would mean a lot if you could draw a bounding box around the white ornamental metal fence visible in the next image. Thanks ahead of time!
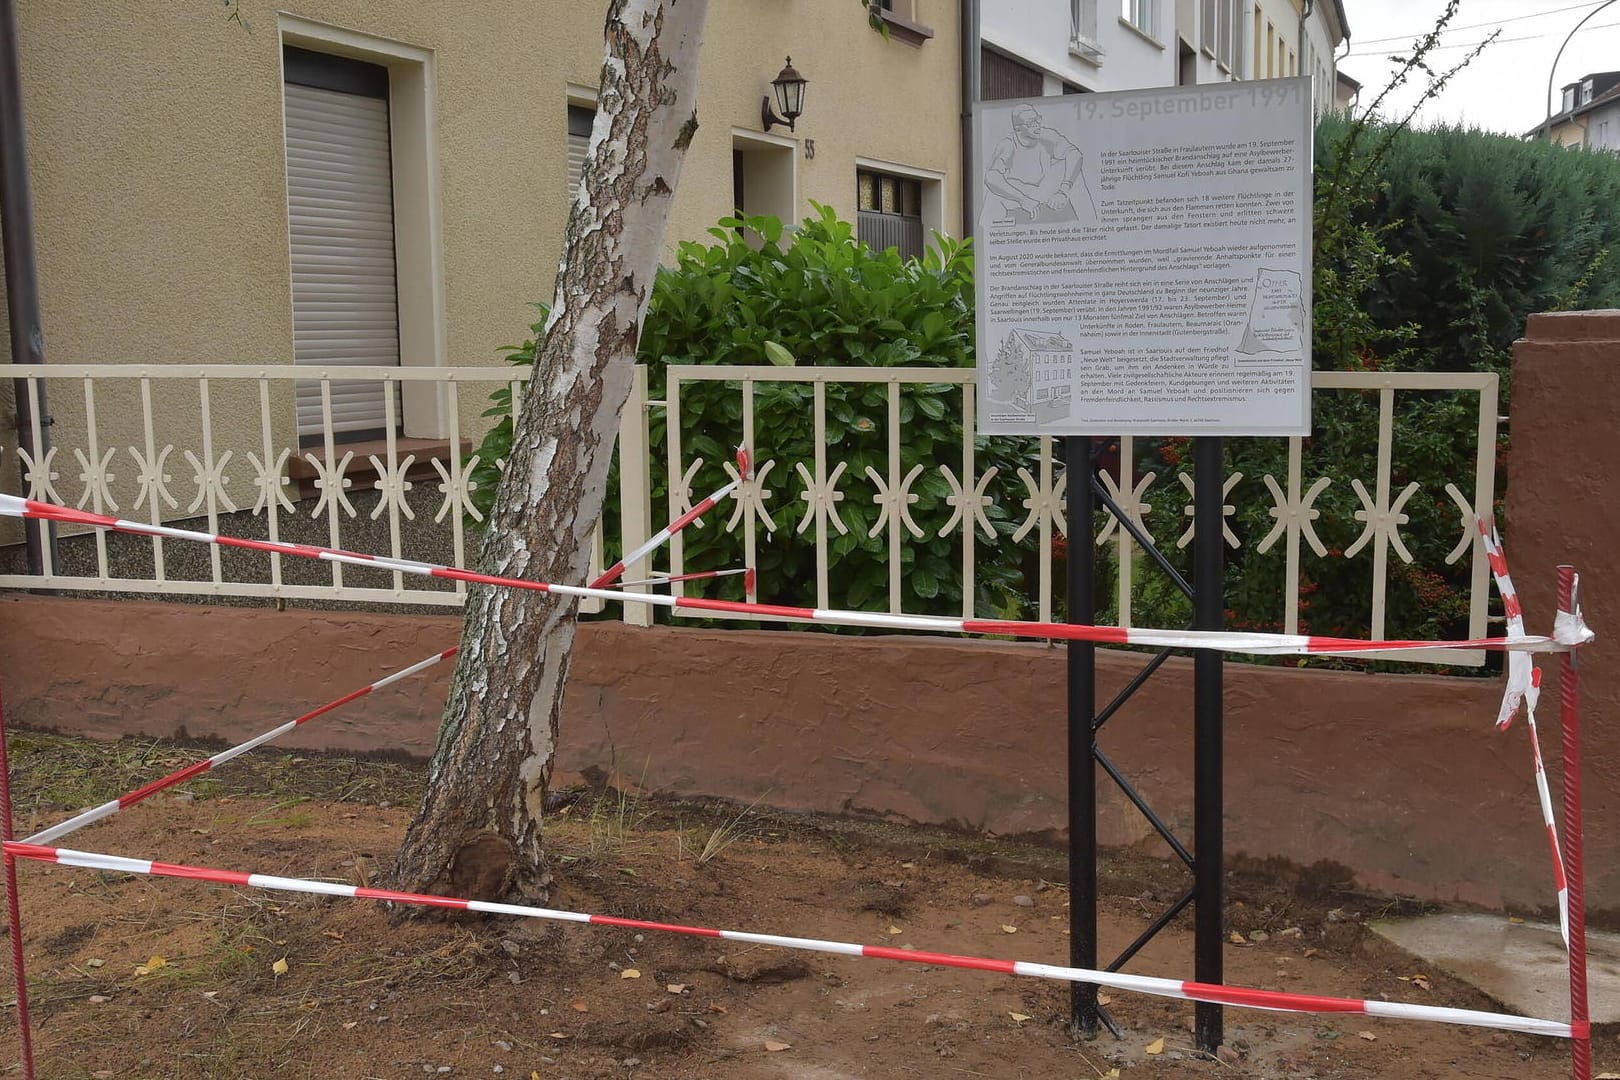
[655,366,1499,665]
[0,364,648,620]
[0,363,1498,664]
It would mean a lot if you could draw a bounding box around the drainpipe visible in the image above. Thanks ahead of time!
[0,0,53,578]
[1335,32,1352,107]
[1296,0,1313,83]
[959,0,979,240]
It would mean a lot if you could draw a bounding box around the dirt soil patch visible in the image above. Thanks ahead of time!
[0,733,1607,1079]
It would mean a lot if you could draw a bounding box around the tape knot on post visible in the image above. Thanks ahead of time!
[1554,608,1595,649]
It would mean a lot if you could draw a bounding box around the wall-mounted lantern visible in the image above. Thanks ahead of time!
[761,57,807,132]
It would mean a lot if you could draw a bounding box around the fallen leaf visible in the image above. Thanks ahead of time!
[1397,973,1432,991]
[1228,932,1247,945]
[84,958,106,969]
[764,1040,791,1052]
[1146,1037,1165,1055]
[1303,947,1320,958]
[134,955,168,977]
[1097,992,1112,1006]
[322,931,345,942]
[1106,1070,1121,1079]
[545,1032,569,1040]
[708,1003,728,1015]
[571,1000,590,1013]
[1357,1031,1377,1041]
[342,1021,358,1030]
[1508,916,1526,925]
[887,925,904,936]
[271,957,289,976]
[1009,1012,1032,1025]
[666,984,687,994]
[1001,924,1018,934]
[87,995,110,1004]
[621,969,641,979]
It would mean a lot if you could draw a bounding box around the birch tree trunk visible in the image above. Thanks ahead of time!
[388,0,709,901]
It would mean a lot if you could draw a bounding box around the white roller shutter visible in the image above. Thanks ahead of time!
[284,81,401,438]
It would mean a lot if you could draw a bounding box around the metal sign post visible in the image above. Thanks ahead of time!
[971,78,1313,1054]
[1193,435,1225,1050]
[1066,434,1101,1037]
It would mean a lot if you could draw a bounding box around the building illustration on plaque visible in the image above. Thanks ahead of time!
[982,103,1099,228]
[989,327,1075,424]
[1234,267,1306,360]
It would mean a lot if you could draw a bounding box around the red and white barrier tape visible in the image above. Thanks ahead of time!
[20,648,458,847]
[591,447,748,589]
[1481,521,1569,948]
[20,474,749,848]
[1,841,1577,1041]
[610,568,751,589]
[591,481,739,589]
[0,493,1576,659]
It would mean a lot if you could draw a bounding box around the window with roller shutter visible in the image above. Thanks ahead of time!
[856,167,924,260]
[282,45,403,442]
[567,103,595,202]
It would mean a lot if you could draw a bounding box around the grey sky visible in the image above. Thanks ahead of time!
[1336,0,1620,136]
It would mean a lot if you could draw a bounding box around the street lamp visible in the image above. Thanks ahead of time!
[1544,0,1618,141]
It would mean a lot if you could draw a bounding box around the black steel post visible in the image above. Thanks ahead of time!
[1065,434,1098,1036]
[1192,436,1225,1052]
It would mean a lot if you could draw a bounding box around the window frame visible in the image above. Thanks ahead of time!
[1121,0,1159,43]
[278,15,447,441]
[1070,0,1104,62]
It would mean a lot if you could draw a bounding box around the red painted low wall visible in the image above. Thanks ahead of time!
[2,594,1568,912]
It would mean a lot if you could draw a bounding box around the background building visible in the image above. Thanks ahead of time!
[1529,71,1620,151]
[981,0,1348,109]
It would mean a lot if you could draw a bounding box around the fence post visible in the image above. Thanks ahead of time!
[619,366,653,627]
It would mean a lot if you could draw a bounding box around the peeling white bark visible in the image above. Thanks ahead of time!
[389,0,711,901]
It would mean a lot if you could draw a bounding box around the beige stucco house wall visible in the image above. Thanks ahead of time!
[1,0,961,521]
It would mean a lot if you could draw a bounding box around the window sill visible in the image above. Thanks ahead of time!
[876,8,934,47]
[1117,16,1165,50]
[1069,40,1105,67]
[289,436,473,500]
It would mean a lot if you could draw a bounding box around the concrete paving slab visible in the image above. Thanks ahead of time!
[1370,912,1620,1024]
